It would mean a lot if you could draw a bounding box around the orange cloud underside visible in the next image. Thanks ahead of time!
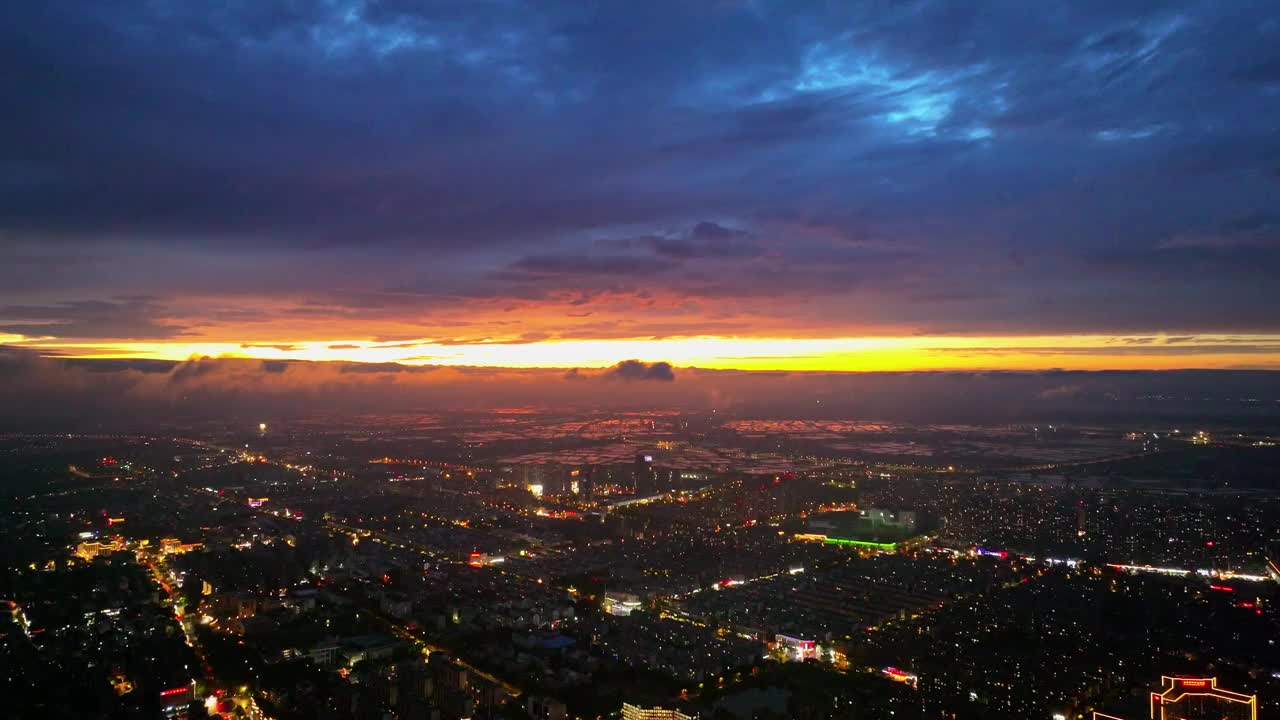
[7,334,1280,371]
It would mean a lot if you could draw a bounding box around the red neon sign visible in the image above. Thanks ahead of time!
[160,687,189,697]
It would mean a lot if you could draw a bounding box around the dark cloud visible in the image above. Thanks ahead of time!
[564,360,677,382]
[506,255,679,277]
[62,357,178,374]
[243,343,302,351]
[691,222,741,242]
[338,362,437,374]
[0,298,190,340]
[601,359,676,382]
[643,221,762,259]
[0,0,1278,339]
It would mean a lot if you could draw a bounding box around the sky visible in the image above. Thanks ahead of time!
[3,0,1280,372]
[4,350,1280,428]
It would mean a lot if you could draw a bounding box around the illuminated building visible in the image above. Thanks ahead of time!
[775,634,818,661]
[247,497,269,508]
[621,703,696,720]
[603,592,642,617]
[74,537,125,561]
[1151,677,1256,720]
[159,538,203,555]
[467,552,505,567]
[882,666,919,688]
[160,684,193,719]
[1094,677,1257,720]
[520,462,585,497]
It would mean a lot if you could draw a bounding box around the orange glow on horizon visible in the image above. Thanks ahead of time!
[6,332,1280,371]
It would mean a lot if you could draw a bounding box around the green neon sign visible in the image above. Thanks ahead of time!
[823,537,897,550]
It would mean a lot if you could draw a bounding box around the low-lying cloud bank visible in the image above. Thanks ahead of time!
[2,349,1279,430]
[565,360,676,382]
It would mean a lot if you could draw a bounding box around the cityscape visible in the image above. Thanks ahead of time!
[4,1,1280,719]
[1,413,1278,719]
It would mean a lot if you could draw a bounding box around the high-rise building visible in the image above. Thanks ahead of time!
[524,463,565,496]
[1094,676,1257,720]
[632,453,656,493]
[577,466,595,500]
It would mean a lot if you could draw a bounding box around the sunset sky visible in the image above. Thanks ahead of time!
[4,1,1280,372]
